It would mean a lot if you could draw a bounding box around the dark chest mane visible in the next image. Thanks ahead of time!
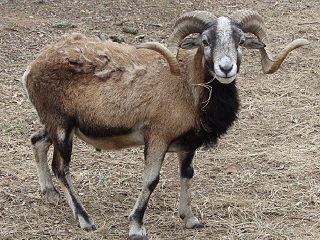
[198,69,240,146]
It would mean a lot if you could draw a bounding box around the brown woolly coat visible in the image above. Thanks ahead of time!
[25,33,205,149]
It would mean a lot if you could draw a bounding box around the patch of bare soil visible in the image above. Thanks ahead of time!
[0,0,319,239]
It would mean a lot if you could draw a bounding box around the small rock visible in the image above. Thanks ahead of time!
[52,22,77,29]
[122,27,138,35]
[98,33,108,40]
[109,34,125,43]
[135,35,145,40]
[151,23,163,27]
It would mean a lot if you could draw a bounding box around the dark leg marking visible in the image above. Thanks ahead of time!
[178,151,204,229]
[180,151,195,179]
[51,125,96,231]
[148,175,160,192]
[31,129,52,145]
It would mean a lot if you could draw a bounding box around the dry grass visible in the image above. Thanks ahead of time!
[1,0,319,239]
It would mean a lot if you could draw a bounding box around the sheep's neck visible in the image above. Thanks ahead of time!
[177,48,239,146]
[196,52,240,146]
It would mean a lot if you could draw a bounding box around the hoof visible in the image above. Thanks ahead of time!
[129,235,148,240]
[192,223,204,229]
[83,224,97,231]
[78,215,96,231]
[47,191,60,205]
[185,216,204,229]
[41,188,60,205]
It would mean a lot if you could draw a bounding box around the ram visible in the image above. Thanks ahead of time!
[23,10,308,240]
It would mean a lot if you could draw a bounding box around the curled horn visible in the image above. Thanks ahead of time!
[138,11,216,75]
[136,42,181,76]
[229,10,310,74]
[168,11,217,47]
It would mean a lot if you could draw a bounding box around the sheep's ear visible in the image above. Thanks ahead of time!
[179,36,200,49]
[241,36,265,49]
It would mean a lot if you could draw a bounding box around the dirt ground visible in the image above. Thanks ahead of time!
[0,0,319,239]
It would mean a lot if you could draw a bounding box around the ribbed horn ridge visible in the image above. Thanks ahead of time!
[229,10,310,74]
[168,11,216,47]
[230,10,269,43]
[136,42,181,76]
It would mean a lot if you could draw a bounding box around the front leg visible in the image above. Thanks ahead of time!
[128,142,168,240]
[178,151,204,229]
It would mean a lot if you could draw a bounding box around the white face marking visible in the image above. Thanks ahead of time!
[212,17,240,84]
[217,17,232,38]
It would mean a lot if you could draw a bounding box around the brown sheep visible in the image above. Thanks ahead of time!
[23,10,308,240]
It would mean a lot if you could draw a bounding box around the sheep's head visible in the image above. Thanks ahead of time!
[169,10,310,84]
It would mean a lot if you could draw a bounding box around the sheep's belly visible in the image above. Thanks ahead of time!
[75,128,144,150]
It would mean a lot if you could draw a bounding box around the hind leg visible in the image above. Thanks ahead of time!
[51,127,96,231]
[31,129,60,204]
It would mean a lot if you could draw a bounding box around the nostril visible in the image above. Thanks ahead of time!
[219,64,233,75]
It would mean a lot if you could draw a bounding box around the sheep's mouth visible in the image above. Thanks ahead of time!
[215,75,236,84]
[209,70,236,84]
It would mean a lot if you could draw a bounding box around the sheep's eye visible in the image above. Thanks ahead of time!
[202,39,209,46]
[239,37,245,46]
